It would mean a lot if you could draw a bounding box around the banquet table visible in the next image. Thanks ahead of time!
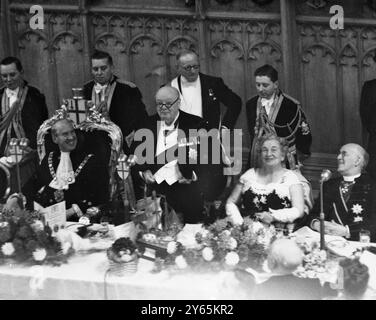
[0,249,251,300]
[0,226,375,300]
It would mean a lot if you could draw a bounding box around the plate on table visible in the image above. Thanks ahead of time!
[326,238,354,257]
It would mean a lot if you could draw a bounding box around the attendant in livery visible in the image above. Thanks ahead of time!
[359,77,376,180]
[226,134,305,231]
[23,118,109,222]
[131,86,205,224]
[0,57,48,190]
[169,49,242,201]
[83,50,148,155]
[246,64,312,170]
[309,143,376,242]
[0,56,48,155]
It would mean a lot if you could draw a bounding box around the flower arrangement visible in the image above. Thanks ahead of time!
[107,237,140,263]
[0,209,70,265]
[154,217,277,273]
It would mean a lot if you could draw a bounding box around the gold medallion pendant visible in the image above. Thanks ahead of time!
[54,189,65,202]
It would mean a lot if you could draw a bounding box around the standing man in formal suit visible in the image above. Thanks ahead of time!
[83,50,149,155]
[360,78,376,180]
[246,64,312,170]
[131,86,205,224]
[169,49,242,202]
[0,56,48,155]
[24,118,109,222]
[309,143,376,241]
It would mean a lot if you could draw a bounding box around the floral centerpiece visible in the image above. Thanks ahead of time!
[107,237,141,275]
[0,209,72,265]
[153,217,277,273]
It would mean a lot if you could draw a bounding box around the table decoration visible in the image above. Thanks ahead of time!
[0,209,73,265]
[151,217,277,273]
[107,237,142,275]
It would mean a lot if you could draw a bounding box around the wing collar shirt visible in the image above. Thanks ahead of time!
[154,112,183,185]
[179,75,202,118]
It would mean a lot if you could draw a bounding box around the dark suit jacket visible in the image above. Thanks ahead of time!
[246,91,312,156]
[254,274,336,300]
[83,76,149,154]
[0,83,48,154]
[308,174,376,241]
[174,73,242,130]
[24,148,109,215]
[131,111,205,181]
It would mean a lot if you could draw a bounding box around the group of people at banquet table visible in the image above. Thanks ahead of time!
[1,48,376,243]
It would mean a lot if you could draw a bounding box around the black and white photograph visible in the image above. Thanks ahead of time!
[0,0,375,304]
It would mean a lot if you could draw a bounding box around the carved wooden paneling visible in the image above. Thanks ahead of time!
[6,0,376,183]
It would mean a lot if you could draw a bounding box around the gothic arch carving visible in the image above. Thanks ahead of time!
[247,40,281,61]
[210,38,245,60]
[301,42,336,64]
[166,35,198,56]
[94,32,127,53]
[128,34,163,55]
[339,43,358,67]
[18,30,49,50]
[50,31,82,51]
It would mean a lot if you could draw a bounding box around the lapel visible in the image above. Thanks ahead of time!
[199,73,210,121]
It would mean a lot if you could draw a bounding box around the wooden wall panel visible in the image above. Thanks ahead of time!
[5,0,376,184]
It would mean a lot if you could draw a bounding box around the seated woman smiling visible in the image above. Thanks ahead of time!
[226,134,305,231]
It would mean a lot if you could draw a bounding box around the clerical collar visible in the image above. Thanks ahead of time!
[181,75,200,87]
[162,112,180,130]
[343,173,361,182]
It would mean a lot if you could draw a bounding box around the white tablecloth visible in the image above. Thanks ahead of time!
[0,251,250,300]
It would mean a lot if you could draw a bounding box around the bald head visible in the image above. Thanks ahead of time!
[337,143,369,176]
[155,86,180,125]
[267,239,303,274]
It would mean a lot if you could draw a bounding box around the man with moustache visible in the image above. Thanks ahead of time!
[131,86,205,224]
[24,118,109,221]
[246,64,312,170]
[309,143,376,241]
[83,50,148,155]
[169,49,242,202]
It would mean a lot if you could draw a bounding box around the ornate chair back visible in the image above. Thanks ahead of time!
[36,105,123,203]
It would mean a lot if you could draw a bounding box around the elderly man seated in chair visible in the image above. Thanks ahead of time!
[308,143,376,241]
[23,118,109,222]
[131,86,205,225]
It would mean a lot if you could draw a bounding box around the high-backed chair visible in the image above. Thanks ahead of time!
[0,162,11,202]
[36,105,123,213]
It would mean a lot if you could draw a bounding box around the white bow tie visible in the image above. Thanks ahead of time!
[5,88,18,98]
[94,83,108,94]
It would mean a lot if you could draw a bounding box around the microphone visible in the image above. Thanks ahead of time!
[319,169,331,251]
[320,169,332,182]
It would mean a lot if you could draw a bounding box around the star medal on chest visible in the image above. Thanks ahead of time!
[351,203,363,223]
[54,189,65,202]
